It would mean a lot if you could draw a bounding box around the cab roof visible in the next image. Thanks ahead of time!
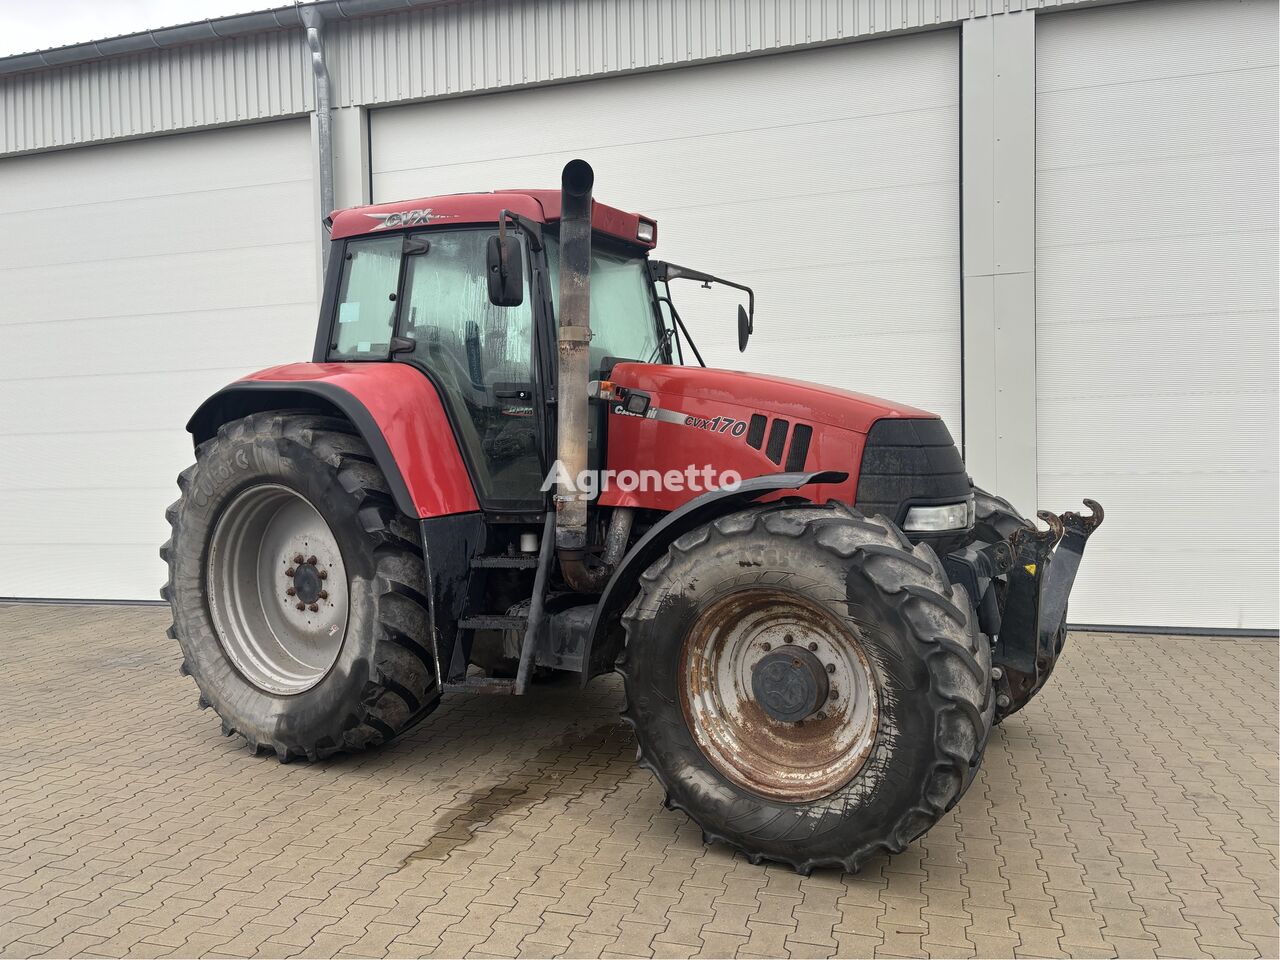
[327,189,658,248]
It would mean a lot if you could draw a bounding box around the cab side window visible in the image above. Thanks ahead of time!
[330,236,402,360]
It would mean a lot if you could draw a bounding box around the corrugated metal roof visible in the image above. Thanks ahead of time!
[1,0,1141,156]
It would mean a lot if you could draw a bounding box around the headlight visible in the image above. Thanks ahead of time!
[903,497,975,532]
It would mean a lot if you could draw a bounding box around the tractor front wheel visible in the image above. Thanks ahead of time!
[161,412,439,761]
[619,502,993,874]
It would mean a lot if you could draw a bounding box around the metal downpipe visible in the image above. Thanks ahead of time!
[301,7,334,264]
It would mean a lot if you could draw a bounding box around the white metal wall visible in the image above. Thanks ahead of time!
[1036,0,1280,629]
[370,31,963,432]
[0,121,319,600]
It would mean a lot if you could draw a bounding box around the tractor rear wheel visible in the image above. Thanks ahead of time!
[161,411,439,760]
[619,502,993,874]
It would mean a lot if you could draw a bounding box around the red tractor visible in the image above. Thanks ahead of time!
[164,160,1102,873]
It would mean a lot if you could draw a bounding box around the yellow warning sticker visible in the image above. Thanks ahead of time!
[1024,563,1037,576]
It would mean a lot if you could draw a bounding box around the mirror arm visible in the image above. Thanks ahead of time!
[666,299,706,367]
[496,211,510,287]
[651,260,755,331]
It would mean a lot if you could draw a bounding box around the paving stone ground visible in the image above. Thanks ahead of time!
[0,602,1276,959]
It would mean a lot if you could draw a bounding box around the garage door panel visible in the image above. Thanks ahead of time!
[1036,315,1277,401]
[1038,68,1278,169]
[3,243,315,322]
[0,544,173,601]
[1063,542,1276,630]
[0,120,317,600]
[0,367,263,435]
[1036,0,1278,91]
[2,180,313,270]
[1038,152,1279,249]
[0,122,310,214]
[373,32,961,433]
[0,431,194,493]
[0,305,316,381]
[372,35,958,176]
[1037,233,1279,323]
[1036,0,1279,630]
[651,184,958,273]
[1038,394,1278,474]
[375,107,958,226]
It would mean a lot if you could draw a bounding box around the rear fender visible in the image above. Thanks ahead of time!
[581,469,847,684]
[187,362,480,519]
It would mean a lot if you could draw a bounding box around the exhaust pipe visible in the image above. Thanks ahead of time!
[555,159,630,591]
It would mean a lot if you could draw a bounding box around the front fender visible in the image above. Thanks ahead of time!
[581,469,847,683]
[187,363,479,519]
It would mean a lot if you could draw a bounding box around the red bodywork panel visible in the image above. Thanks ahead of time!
[599,364,939,512]
[241,363,481,518]
[329,190,657,249]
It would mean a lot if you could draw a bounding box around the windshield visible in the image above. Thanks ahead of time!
[545,237,663,376]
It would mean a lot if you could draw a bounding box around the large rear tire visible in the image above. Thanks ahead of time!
[161,411,440,760]
[619,502,993,874]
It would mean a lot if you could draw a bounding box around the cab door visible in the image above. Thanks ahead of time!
[329,229,544,511]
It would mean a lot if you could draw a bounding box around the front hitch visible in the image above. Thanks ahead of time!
[990,500,1104,720]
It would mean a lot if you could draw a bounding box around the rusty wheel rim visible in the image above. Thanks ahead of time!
[679,590,879,803]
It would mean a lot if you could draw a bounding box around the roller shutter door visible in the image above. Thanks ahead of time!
[0,120,317,600]
[1036,0,1279,629]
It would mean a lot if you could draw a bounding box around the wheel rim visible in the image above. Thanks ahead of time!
[206,484,348,695]
[679,590,879,803]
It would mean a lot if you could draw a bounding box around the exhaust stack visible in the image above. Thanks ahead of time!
[554,159,634,591]
[555,159,595,579]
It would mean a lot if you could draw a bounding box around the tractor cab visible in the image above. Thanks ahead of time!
[322,189,681,512]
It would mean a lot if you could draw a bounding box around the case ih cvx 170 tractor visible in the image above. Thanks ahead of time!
[164,160,1103,873]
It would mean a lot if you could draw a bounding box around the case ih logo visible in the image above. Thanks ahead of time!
[365,208,452,230]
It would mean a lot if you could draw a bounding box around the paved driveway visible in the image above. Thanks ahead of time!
[0,604,1276,959]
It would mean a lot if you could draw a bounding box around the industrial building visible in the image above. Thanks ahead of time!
[0,0,1275,631]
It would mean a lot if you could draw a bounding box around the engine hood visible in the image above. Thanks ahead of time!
[611,363,938,435]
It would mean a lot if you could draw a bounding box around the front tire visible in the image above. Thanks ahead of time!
[619,502,993,874]
[161,412,440,760]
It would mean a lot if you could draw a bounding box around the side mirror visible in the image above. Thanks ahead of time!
[737,304,752,352]
[486,235,524,306]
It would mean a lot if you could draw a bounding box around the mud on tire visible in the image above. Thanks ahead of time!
[619,501,994,874]
[161,411,439,760]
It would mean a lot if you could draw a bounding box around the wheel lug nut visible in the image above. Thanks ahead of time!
[830,689,839,699]
[285,568,295,577]
[296,602,306,611]
[808,642,818,651]
[318,570,328,580]
[826,663,836,673]
[293,554,304,564]
[308,603,319,612]
[318,590,328,600]
[286,587,296,596]
[761,642,771,651]
[784,634,794,644]
[307,556,318,565]
[816,711,827,721]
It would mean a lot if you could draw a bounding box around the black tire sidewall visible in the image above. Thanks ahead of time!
[170,420,385,750]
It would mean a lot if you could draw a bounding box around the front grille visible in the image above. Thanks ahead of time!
[855,418,970,526]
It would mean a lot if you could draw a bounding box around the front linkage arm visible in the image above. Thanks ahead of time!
[976,500,1106,721]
